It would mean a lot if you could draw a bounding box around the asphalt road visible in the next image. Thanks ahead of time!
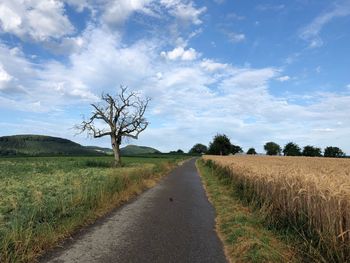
[42,158,227,263]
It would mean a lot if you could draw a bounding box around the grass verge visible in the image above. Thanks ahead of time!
[0,156,185,263]
[196,159,303,263]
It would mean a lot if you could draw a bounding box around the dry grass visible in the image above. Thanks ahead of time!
[203,155,350,262]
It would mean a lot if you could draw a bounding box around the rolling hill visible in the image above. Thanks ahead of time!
[120,145,161,155]
[0,135,104,156]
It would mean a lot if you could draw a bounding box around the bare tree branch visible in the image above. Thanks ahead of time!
[75,85,150,166]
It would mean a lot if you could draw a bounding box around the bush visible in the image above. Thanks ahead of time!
[246,148,257,155]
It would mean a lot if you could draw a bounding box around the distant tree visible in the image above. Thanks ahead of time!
[264,142,281,156]
[189,143,208,155]
[208,134,232,155]
[177,149,184,154]
[231,144,243,155]
[324,146,345,158]
[247,148,257,155]
[76,86,150,167]
[302,145,322,157]
[283,142,302,156]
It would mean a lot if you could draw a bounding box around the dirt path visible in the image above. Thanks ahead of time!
[41,159,227,263]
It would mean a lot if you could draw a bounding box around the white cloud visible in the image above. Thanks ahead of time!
[0,0,207,48]
[36,28,155,102]
[0,96,44,112]
[300,2,350,48]
[200,59,227,72]
[0,0,74,41]
[0,63,27,94]
[220,68,279,90]
[0,45,36,94]
[161,46,199,61]
[0,64,12,84]
[44,36,85,55]
[64,0,92,12]
[226,32,246,43]
[102,0,156,26]
[0,37,98,110]
[277,75,291,82]
[98,0,207,27]
[160,0,206,25]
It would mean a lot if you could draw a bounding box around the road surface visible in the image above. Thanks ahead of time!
[41,158,227,263]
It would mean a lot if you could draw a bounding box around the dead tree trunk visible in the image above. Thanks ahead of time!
[111,135,121,167]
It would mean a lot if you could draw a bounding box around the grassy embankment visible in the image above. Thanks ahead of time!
[197,159,300,263]
[0,155,185,262]
[200,155,350,263]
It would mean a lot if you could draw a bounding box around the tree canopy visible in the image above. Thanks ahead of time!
[264,142,281,156]
[324,146,345,158]
[189,143,208,155]
[231,144,243,155]
[208,134,232,155]
[208,134,243,155]
[302,145,322,157]
[283,142,301,156]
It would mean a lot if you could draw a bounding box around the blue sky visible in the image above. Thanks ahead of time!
[0,0,350,153]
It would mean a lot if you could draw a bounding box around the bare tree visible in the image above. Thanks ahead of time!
[76,86,150,167]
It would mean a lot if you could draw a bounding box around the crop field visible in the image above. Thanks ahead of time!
[0,155,184,263]
[203,155,350,262]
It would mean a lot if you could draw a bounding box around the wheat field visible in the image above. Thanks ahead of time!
[203,155,350,262]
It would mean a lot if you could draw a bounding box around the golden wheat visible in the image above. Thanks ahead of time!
[203,155,350,261]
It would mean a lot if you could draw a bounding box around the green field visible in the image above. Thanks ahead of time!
[0,155,185,263]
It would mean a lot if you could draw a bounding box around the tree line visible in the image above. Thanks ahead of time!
[263,141,345,158]
[189,134,346,158]
[189,134,243,156]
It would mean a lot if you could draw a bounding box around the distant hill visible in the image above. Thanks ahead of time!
[0,135,104,156]
[120,145,161,155]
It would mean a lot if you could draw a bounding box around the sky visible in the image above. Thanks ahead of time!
[0,0,350,153]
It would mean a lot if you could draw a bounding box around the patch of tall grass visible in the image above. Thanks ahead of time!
[0,156,182,262]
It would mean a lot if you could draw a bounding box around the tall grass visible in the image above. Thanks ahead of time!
[203,155,350,262]
[0,156,182,262]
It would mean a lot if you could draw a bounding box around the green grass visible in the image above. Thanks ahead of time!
[0,155,185,263]
[196,159,302,263]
